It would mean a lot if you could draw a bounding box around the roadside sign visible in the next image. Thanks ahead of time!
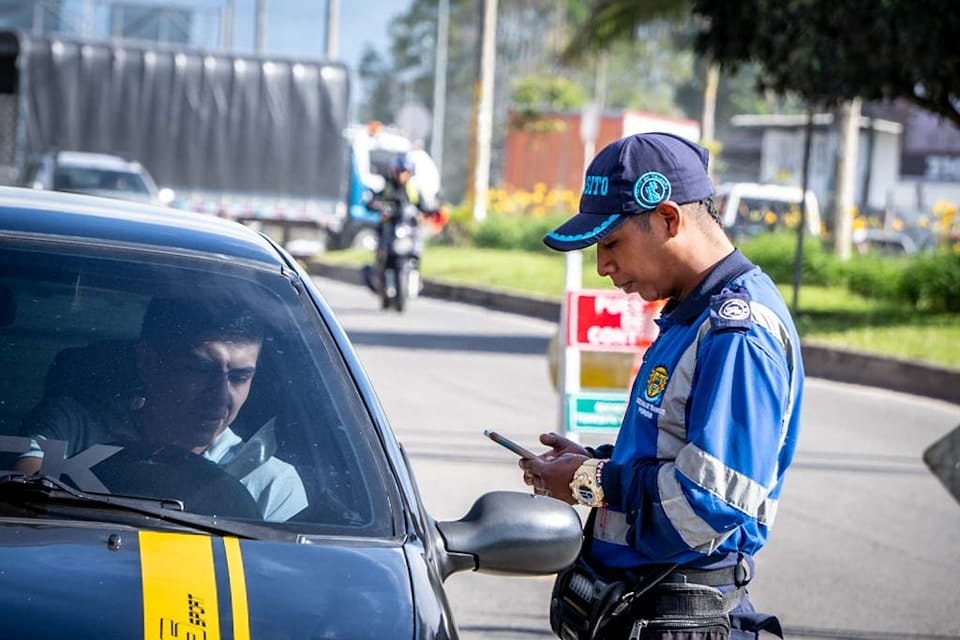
[566,392,628,433]
[566,289,662,352]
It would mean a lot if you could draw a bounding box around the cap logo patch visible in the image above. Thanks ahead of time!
[633,171,671,209]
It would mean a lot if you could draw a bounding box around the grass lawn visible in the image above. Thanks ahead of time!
[318,245,960,370]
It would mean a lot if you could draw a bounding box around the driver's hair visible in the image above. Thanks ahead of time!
[139,296,264,352]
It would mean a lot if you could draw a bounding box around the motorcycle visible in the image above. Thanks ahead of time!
[369,201,423,312]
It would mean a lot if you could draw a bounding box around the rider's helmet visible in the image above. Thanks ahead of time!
[392,154,416,175]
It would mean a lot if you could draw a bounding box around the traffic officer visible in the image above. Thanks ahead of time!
[521,132,804,639]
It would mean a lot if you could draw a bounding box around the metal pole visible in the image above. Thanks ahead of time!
[834,97,861,260]
[32,0,43,35]
[325,0,339,59]
[791,108,814,313]
[430,0,449,178]
[471,0,497,222]
[255,0,266,53]
[222,0,234,50]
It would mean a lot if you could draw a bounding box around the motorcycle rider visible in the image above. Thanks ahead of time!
[362,153,439,296]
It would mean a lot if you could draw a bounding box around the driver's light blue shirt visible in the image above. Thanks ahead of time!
[204,427,307,522]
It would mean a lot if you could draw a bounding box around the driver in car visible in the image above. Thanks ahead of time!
[16,296,307,522]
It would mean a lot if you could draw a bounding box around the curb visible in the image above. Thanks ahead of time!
[306,261,960,406]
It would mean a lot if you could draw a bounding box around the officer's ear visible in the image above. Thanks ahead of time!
[652,201,682,237]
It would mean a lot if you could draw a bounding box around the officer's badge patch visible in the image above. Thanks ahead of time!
[710,289,752,332]
[644,365,669,402]
[633,172,671,209]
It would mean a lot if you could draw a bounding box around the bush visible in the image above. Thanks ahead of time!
[431,204,476,247]
[838,254,909,301]
[900,249,960,312]
[738,233,832,285]
[472,212,567,253]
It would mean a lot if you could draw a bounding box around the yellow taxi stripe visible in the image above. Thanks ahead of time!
[139,531,221,640]
[223,537,250,640]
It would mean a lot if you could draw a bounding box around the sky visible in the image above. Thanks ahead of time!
[230,0,400,72]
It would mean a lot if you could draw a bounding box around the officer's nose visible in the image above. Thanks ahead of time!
[596,246,614,277]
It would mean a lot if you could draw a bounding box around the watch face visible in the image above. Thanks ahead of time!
[576,486,595,503]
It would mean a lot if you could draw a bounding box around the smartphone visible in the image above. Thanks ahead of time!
[483,429,539,459]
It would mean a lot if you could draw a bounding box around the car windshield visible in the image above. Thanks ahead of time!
[53,167,151,196]
[0,238,400,538]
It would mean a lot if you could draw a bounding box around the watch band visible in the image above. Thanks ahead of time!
[569,458,607,508]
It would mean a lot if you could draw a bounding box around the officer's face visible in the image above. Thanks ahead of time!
[138,338,261,453]
[595,214,676,302]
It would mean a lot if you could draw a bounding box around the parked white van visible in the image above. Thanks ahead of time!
[713,182,822,240]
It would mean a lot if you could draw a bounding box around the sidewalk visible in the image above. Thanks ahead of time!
[306,260,960,406]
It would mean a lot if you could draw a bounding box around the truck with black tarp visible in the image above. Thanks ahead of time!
[0,30,352,254]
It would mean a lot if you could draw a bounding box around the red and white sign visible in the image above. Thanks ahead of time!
[566,289,664,352]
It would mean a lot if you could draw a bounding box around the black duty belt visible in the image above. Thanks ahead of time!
[625,553,753,589]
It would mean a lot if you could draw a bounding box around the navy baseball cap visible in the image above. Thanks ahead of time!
[543,132,714,251]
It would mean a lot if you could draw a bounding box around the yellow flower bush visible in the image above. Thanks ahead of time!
[485,185,579,218]
[932,199,958,247]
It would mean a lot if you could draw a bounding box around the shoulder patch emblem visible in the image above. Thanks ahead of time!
[710,290,752,332]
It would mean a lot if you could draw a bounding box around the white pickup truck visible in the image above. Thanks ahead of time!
[713,182,822,240]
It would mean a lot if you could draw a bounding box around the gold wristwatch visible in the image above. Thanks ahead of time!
[569,458,607,508]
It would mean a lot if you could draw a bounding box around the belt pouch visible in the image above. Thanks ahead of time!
[550,555,626,640]
[629,583,731,640]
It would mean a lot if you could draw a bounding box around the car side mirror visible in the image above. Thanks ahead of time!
[157,188,176,206]
[435,491,582,580]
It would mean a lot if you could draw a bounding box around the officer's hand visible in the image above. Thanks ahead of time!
[539,432,590,459]
[520,452,588,504]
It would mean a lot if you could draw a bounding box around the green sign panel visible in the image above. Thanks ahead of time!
[566,393,628,432]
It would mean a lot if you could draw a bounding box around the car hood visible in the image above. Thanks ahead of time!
[0,522,414,639]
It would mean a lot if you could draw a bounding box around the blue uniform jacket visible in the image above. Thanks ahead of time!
[587,249,804,571]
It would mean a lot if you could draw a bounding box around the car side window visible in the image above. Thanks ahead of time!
[0,242,399,537]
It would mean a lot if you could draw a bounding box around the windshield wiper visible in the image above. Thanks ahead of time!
[0,473,294,541]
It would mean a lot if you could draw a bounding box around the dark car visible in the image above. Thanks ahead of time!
[18,150,174,206]
[0,187,581,638]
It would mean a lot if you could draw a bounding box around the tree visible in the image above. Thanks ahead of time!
[510,76,587,132]
[690,0,960,129]
[562,0,720,147]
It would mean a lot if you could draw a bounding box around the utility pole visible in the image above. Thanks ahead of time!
[834,97,862,260]
[221,0,234,50]
[471,0,497,222]
[792,108,815,313]
[254,0,266,53]
[325,0,339,59]
[701,61,720,178]
[430,0,449,178]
